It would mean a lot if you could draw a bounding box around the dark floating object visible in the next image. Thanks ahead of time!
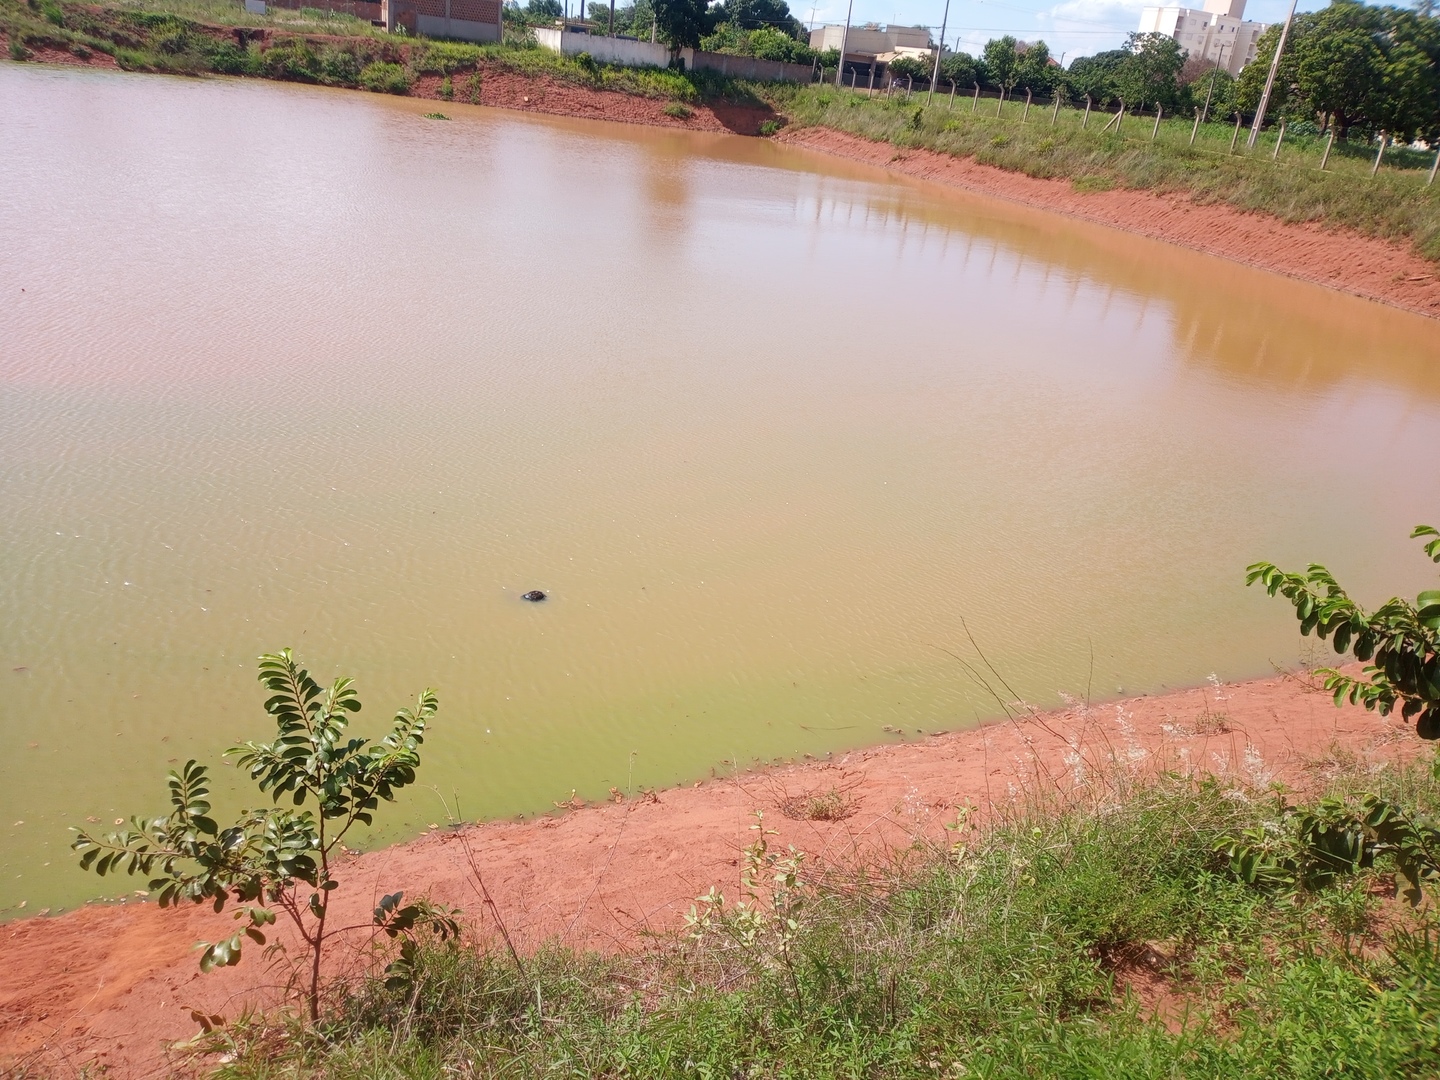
[521,590,547,602]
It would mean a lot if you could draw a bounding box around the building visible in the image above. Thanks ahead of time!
[809,23,935,79]
[1137,0,1267,75]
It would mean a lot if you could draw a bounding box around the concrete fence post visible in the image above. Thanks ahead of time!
[1230,112,1242,153]
[1319,130,1334,171]
[1051,92,1061,125]
[1082,95,1091,129]
[972,82,979,112]
[1428,145,1439,186]
[1022,88,1031,122]
[1189,106,1200,146]
[1151,103,1162,141]
[1271,118,1285,161]
[1370,133,1386,177]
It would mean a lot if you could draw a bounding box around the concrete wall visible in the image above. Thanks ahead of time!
[385,0,500,40]
[535,29,813,81]
[685,49,813,83]
[267,0,382,19]
[534,26,671,68]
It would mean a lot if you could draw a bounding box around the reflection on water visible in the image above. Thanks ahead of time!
[1,64,1437,915]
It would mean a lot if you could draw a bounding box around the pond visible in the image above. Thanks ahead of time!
[2,62,1438,914]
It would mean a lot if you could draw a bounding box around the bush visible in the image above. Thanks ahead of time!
[662,100,692,118]
[9,37,30,60]
[360,60,411,95]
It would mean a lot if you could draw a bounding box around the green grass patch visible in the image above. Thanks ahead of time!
[209,752,1440,1079]
[781,86,1440,263]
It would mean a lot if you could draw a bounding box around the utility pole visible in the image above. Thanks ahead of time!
[1247,0,1296,149]
[1200,42,1227,124]
[927,0,951,105]
[834,0,854,88]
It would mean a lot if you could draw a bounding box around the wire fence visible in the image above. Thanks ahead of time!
[808,69,1440,185]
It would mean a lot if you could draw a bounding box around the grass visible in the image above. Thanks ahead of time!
[777,84,1440,263]
[200,746,1440,1079]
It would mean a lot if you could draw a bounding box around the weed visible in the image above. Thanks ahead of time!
[661,100,692,119]
[358,60,408,95]
[423,111,448,120]
[8,36,28,59]
[989,133,1010,148]
[758,118,782,136]
[1074,174,1116,193]
[438,74,451,100]
[779,787,856,822]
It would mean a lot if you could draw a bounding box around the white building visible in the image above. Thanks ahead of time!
[1138,0,1267,75]
[809,23,935,73]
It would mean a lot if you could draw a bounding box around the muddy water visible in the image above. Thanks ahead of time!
[2,63,1438,914]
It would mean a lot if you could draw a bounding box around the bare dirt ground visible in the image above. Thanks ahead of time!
[409,68,776,135]
[0,668,1422,1078]
[777,126,1440,319]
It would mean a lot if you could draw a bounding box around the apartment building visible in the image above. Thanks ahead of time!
[1137,0,1268,75]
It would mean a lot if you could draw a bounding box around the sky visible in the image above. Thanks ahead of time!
[799,0,1334,64]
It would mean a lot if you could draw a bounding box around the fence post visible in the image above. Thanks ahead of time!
[1429,145,1439,186]
[868,65,875,97]
[1116,101,1124,134]
[1370,132,1386,177]
[972,82,979,112]
[1022,88,1031,122]
[1189,106,1200,146]
[1319,130,1333,171]
[906,75,912,101]
[996,87,1004,117]
[1151,104,1162,141]
[1051,92,1061,125]
[1271,118,1285,161]
[1230,112,1242,153]
[1082,94,1091,129]
[949,79,955,108]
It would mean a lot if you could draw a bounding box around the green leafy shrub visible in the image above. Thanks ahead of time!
[662,100,692,118]
[359,60,410,95]
[9,37,30,60]
[439,74,453,100]
[71,650,460,1021]
[1248,525,1440,737]
[1073,173,1115,192]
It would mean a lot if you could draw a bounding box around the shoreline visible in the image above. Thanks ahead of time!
[4,51,1438,318]
[0,667,1423,1077]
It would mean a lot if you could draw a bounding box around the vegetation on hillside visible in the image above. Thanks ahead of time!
[196,742,1440,1078]
[777,83,1440,260]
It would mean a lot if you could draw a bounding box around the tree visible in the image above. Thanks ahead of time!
[888,54,930,83]
[1114,31,1184,111]
[71,650,460,1022]
[653,0,706,50]
[707,0,802,37]
[1067,48,1128,106]
[1014,39,1056,94]
[982,35,1020,92]
[1285,4,1384,136]
[939,50,978,88]
[525,0,562,17]
[1247,525,1440,740]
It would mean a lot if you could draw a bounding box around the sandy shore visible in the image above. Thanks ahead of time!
[0,668,1423,1077]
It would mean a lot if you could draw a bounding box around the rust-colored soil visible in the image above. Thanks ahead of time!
[410,68,775,135]
[0,669,1421,1077]
[777,126,1440,319]
[0,35,118,68]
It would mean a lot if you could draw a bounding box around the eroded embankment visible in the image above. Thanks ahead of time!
[0,669,1423,1078]
[776,126,1440,319]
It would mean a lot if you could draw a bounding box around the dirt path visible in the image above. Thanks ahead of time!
[776,126,1440,319]
[0,669,1422,1078]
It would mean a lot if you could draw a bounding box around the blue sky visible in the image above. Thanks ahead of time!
[799,0,1333,64]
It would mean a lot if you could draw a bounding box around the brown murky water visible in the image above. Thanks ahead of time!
[3,63,1438,914]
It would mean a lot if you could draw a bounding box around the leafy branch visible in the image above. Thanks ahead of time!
[72,649,461,1023]
[1246,525,1440,738]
